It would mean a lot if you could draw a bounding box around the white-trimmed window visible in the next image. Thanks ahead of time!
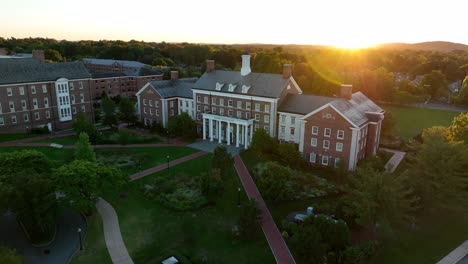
[264,115,270,123]
[155,101,159,107]
[7,88,12,96]
[337,130,344,139]
[196,95,201,103]
[9,101,15,112]
[291,116,296,125]
[290,127,295,135]
[170,110,174,116]
[228,110,233,117]
[149,100,152,106]
[71,95,75,104]
[0,103,2,113]
[323,140,330,149]
[197,114,201,121]
[311,137,317,147]
[33,98,38,109]
[312,126,319,135]
[44,98,49,108]
[24,113,29,122]
[264,126,269,133]
[237,101,242,109]
[0,116,4,126]
[80,93,84,103]
[11,115,17,124]
[31,86,36,94]
[150,108,153,115]
[336,142,343,152]
[265,104,270,112]
[254,124,259,131]
[237,111,242,118]
[255,103,260,111]
[204,106,209,112]
[246,112,251,119]
[246,102,251,110]
[324,128,331,137]
[73,107,77,114]
[204,96,208,104]
[81,105,86,112]
[212,98,216,105]
[280,125,285,134]
[143,99,147,105]
[35,112,40,120]
[156,110,160,116]
[228,100,233,107]
[197,105,201,111]
[19,87,24,95]
[322,156,329,165]
[21,100,27,111]
[143,107,147,114]
[335,158,341,168]
[280,114,286,124]
[46,111,50,119]
[309,153,317,163]
[219,108,224,116]
[79,82,83,89]
[219,98,224,106]
[180,100,183,107]
[212,107,217,114]
[70,83,74,90]
[42,85,47,93]
[170,101,174,108]
[255,114,260,121]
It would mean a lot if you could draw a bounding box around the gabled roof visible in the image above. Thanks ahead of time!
[83,58,146,68]
[279,92,384,127]
[193,70,292,98]
[91,72,127,79]
[136,78,198,99]
[0,59,91,85]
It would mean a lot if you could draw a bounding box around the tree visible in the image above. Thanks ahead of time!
[250,128,275,154]
[407,128,468,212]
[421,70,448,99]
[118,97,138,126]
[101,97,118,130]
[447,112,468,143]
[290,223,326,264]
[72,112,97,144]
[44,49,63,61]
[238,199,262,240]
[455,76,468,105]
[167,112,196,137]
[0,247,23,264]
[211,146,233,173]
[54,160,126,213]
[75,133,96,162]
[342,165,418,231]
[274,142,304,168]
[254,162,295,201]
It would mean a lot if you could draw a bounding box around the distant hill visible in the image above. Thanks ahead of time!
[376,41,468,52]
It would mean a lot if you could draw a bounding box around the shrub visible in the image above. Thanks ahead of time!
[342,241,377,264]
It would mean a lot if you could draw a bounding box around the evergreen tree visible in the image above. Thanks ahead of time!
[75,132,96,162]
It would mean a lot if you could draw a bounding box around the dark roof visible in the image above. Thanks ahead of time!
[193,70,290,98]
[83,58,146,68]
[91,72,127,79]
[137,67,163,76]
[140,78,198,99]
[0,59,91,85]
[279,92,384,127]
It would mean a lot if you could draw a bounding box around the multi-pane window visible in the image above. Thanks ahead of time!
[156,110,160,116]
[70,83,74,90]
[280,115,286,124]
[180,101,183,107]
[24,113,29,122]
[204,106,209,112]
[324,128,331,137]
[265,104,270,112]
[312,126,319,135]
[170,101,174,108]
[42,85,47,93]
[0,117,4,126]
[9,101,15,112]
[255,103,260,111]
[246,102,251,110]
[82,105,87,112]
[44,98,49,108]
[211,107,216,114]
[264,126,269,132]
[323,140,330,149]
[149,108,153,115]
[197,105,201,111]
[237,111,242,118]
[290,127,295,135]
[143,99,147,105]
[80,93,84,103]
[337,130,344,139]
[196,95,201,102]
[204,96,208,104]
[246,112,251,119]
[228,100,233,107]
[71,95,75,104]
[46,111,50,119]
[219,98,224,106]
[73,107,77,114]
[335,158,341,168]
[336,142,343,152]
[31,86,36,94]
[280,125,285,134]
[33,99,38,109]
[155,101,159,107]
[21,100,27,110]
[143,107,147,114]
[35,112,40,120]
[255,114,260,121]
[311,137,317,147]
[7,88,12,96]
[19,87,24,95]
[11,115,17,124]
[309,153,317,163]
[322,156,329,165]
[264,115,270,123]
[237,101,242,109]
[291,116,296,125]
[149,100,153,106]
[79,82,83,89]
[228,110,233,117]
[170,110,174,116]
[212,98,216,105]
[219,108,224,116]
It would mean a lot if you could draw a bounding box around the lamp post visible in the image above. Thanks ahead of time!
[78,228,83,250]
[166,155,170,169]
[237,187,241,207]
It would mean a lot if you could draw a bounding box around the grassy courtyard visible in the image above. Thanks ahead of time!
[383,105,462,139]
[34,130,161,145]
[0,133,42,143]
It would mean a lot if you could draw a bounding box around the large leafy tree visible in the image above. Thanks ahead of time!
[342,165,418,230]
[455,76,468,105]
[72,112,97,144]
[290,223,327,264]
[167,112,196,137]
[75,133,96,162]
[0,247,23,264]
[54,160,126,213]
[118,97,138,126]
[238,199,262,240]
[254,162,296,201]
[211,146,233,172]
[421,70,448,99]
[101,97,118,130]
[250,128,275,154]
[447,112,468,144]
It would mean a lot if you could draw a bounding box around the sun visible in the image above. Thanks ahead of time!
[332,40,376,50]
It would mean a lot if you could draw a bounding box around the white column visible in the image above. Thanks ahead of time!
[298,120,306,153]
[218,120,222,143]
[203,117,206,140]
[236,123,240,147]
[227,122,231,145]
[249,123,254,147]
[244,124,248,149]
[209,118,213,142]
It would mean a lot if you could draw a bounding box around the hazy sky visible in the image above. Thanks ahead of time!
[1,0,466,48]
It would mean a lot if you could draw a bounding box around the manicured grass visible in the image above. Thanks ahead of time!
[96,155,275,264]
[371,211,468,264]
[0,133,42,143]
[35,135,79,145]
[34,131,161,145]
[0,146,75,164]
[383,105,462,139]
[70,214,112,264]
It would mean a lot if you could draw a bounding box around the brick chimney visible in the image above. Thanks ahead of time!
[283,64,292,79]
[206,60,215,73]
[32,50,45,61]
[241,53,251,76]
[340,84,353,100]
[170,71,179,81]
[0,48,7,55]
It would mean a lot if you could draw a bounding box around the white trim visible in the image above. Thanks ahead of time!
[0,78,91,88]
[322,155,329,165]
[301,103,358,128]
[162,99,167,128]
[299,119,306,153]
[348,127,360,171]
[192,89,277,103]
[288,77,303,94]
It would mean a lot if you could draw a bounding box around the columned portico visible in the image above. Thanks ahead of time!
[202,113,254,149]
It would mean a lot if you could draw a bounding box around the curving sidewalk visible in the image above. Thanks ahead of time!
[380,148,406,173]
[96,198,134,264]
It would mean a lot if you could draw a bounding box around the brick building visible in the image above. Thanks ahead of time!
[0,59,94,133]
[136,54,384,171]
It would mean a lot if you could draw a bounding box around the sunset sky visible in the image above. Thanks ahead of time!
[1,0,466,48]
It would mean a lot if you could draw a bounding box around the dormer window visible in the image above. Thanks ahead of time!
[241,85,251,93]
[215,82,224,91]
[228,84,237,92]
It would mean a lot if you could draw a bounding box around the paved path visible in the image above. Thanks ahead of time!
[380,148,406,173]
[234,155,296,264]
[130,150,208,181]
[96,198,134,264]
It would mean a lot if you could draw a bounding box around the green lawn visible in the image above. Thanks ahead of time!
[383,105,462,139]
[34,131,161,145]
[73,154,274,264]
[35,135,79,145]
[0,133,42,143]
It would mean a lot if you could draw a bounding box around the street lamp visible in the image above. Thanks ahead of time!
[166,155,170,169]
[78,228,83,250]
[237,187,241,207]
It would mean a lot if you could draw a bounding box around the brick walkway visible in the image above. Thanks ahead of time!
[380,148,406,173]
[96,198,134,264]
[234,155,296,264]
[129,150,208,181]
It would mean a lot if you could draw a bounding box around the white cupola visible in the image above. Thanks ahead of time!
[241,53,251,76]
